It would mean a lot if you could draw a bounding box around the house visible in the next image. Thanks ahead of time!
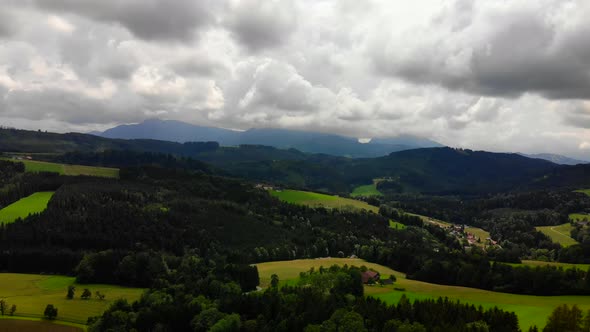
[361,270,380,284]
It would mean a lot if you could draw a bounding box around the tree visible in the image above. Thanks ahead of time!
[0,299,6,315]
[67,285,75,299]
[270,274,279,288]
[95,291,106,300]
[81,288,92,300]
[543,304,582,332]
[9,304,16,316]
[44,304,58,320]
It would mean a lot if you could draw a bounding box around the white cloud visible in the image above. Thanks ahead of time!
[0,0,589,160]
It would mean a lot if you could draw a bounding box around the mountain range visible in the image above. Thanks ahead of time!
[95,119,442,158]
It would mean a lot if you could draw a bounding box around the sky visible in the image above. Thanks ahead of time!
[1,0,590,160]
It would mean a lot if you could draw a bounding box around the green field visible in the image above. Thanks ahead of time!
[536,223,578,247]
[0,273,143,326]
[508,260,590,271]
[256,258,590,330]
[0,317,83,331]
[465,226,490,241]
[575,189,590,197]
[351,183,382,197]
[389,220,406,230]
[0,192,54,225]
[570,213,590,223]
[270,189,378,213]
[2,159,119,178]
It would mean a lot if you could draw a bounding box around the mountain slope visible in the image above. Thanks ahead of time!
[97,119,442,157]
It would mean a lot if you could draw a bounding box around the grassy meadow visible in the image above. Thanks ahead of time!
[351,183,382,197]
[389,220,406,230]
[270,189,378,213]
[0,317,83,332]
[570,213,590,223]
[0,273,143,326]
[2,159,119,178]
[255,258,590,330]
[575,189,590,197]
[507,260,590,271]
[0,192,54,225]
[536,223,578,247]
[465,226,490,241]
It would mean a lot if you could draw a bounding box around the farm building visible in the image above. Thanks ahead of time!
[361,270,380,284]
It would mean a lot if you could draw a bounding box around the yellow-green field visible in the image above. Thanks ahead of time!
[351,183,382,197]
[465,226,490,241]
[507,260,590,271]
[255,258,590,330]
[575,189,590,197]
[270,189,378,213]
[570,213,590,223]
[0,273,143,326]
[536,223,578,247]
[389,220,406,230]
[0,192,54,225]
[2,159,119,178]
[0,316,83,331]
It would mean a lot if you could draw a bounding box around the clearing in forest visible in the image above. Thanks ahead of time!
[270,189,379,213]
[0,192,54,224]
[2,159,119,178]
[0,273,143,327]
[536,223,578,247]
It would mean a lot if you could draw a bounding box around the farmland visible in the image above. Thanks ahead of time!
[269,189,379,213]
[0,273,143,326]
[0,192,54,225]
[507,260,590,271]
[2,159,119,178]
[0,317,83,332]
[536,223,578,247]
[351,183,382,197]
[575,189,590,196]
[570,213,590,222]
[256,258,590,330]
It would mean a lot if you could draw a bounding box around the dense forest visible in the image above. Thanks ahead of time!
[1,128,590,330]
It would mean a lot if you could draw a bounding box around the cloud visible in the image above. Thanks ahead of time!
[372,1,590,100]
[32,0,217,42]
[226,0,297,51]
[1,0,590,160]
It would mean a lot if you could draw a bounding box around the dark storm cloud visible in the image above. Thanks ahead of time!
[227,0,297,51]
[374,3,590,100]
[32,0,215,42]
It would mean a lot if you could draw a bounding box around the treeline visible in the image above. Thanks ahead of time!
[89,262,521,332]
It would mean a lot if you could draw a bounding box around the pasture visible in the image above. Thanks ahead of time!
[570,213,590,223]
[536,223,578,247]
[465,226,490,241]
[270,189,379,213]
[389,220,406,230]
[575,189,590,197]
[0,273,143,326]
[0,317,83,332]
[507,260,590,271]
[0,192,54,225]
[256,258,590,330]
[2,159,119,178]
[351,183,382,197]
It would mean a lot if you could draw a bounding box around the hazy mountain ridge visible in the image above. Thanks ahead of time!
[98,119,442,158]
[519,152,588,165]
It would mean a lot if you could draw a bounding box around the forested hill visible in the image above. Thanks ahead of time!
[2,127,587,195]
